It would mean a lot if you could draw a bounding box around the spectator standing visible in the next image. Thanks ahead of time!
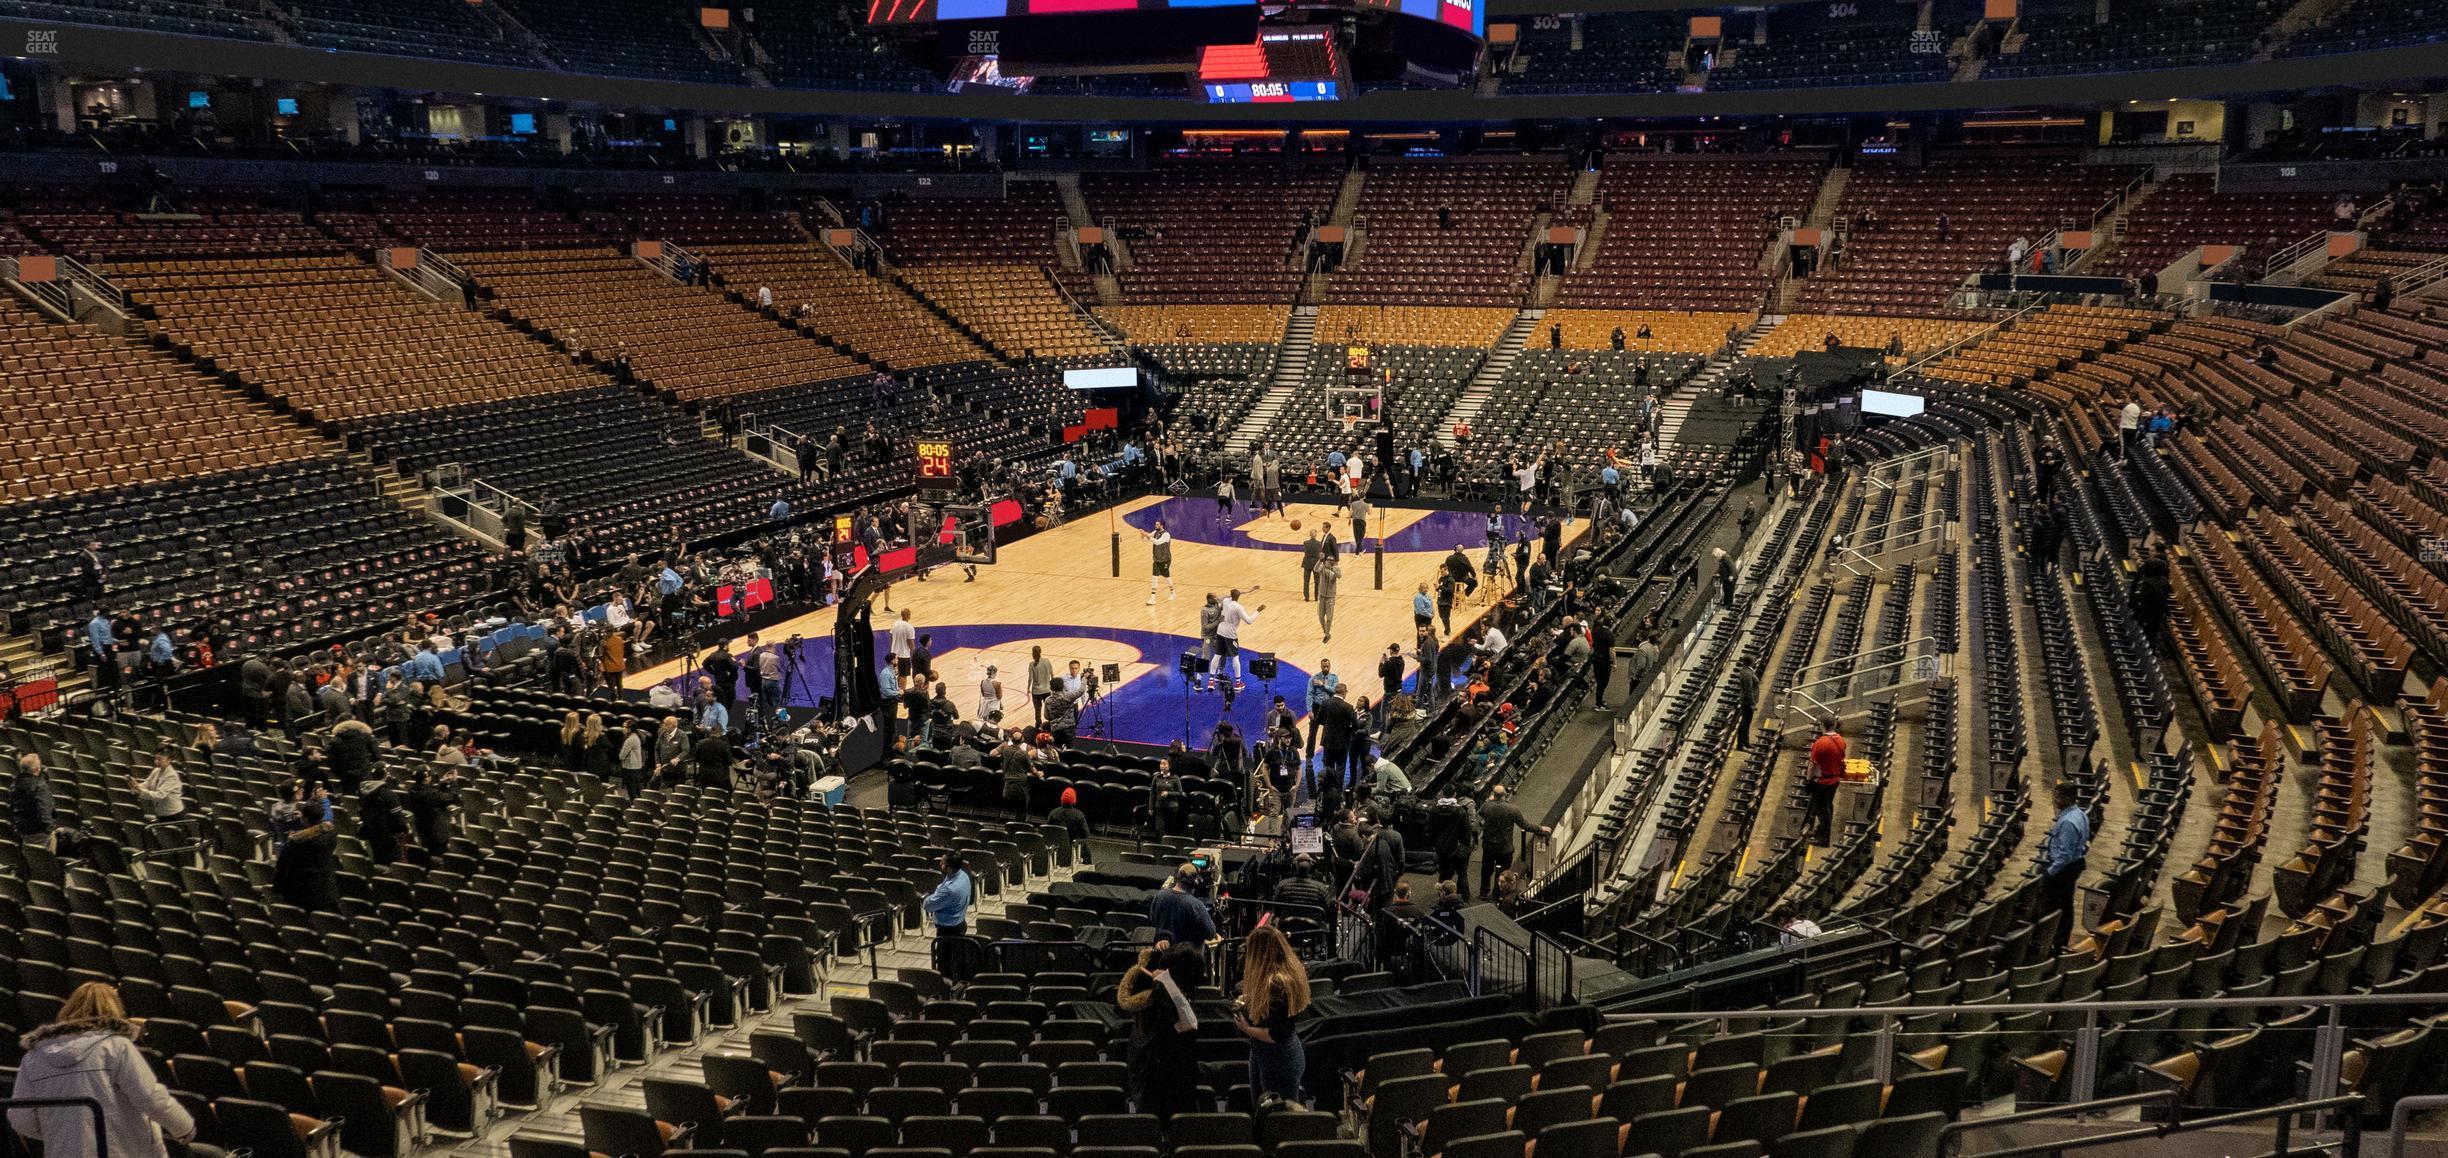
[1118,941,1205,1120]
[1028,646,1055,724]
[8,983,197,1158]
[357,767,410,865]
[1233,926,1313,1107]
[1805,717,1847,846]
[1477,784,1548,898]
[132,748,183,821]
[13,753,61,847]
[269,780,339,911]
[2043,780,2090,945]
[1147,870,1217,945]
[922,852,976,937]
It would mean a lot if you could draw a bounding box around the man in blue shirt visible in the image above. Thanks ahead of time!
[405,645,447,687]
[1146,872,1216,946]
[769,497,791,523]
[147,628,176,674]
[1304,659,1340,760]
[922,853,976,936]
[657,565,685,597]
[1600,463,1621,498]
[2041,780,2090,946]
[696,689,730,735]
[86,611,114,662]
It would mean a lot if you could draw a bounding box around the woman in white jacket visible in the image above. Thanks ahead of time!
[8,983,196,1158]
[132,748,183,820]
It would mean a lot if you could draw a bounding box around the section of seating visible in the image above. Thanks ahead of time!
[8,0,272,40]
[492,0,747,82]
[20,198,337,259]
[2278,0,2448,55]
[351,387,827,560]
[874,185,1069,267]
[575,194,808,249]
[1985,0,2273,78]
[1924,305,2163,387]
[695,243,988,370]
[1558,154,1823,314]
[2092,174,2338,277]
[1265,345,1484,462]
[1494,349,1704,465]
[1800,152,2138,315]
[0,297,323,504]
[107,253,608,426]
[1538,310,1749,353]
[0,709,1083,1158]
[1751,314,1990,358]
[1507,12,1689,94]
[1314,305,1517,350]
[285,0,542,67]
[0,456,489,654]
[1099,304,1289,345]
[1332,160,1569,306]
[744,3,949,91]
[1707,3,1951,90]
[452,247,862,401]
[1079,161,1340,303]
[896,265,1108,359]
[319,189,600,252]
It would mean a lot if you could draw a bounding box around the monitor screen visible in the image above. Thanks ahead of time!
[1063,366,1138,390]
[187,91,211,109]
[274,97,299,115]
[1861,389,1926,418]
[508,112,537,134]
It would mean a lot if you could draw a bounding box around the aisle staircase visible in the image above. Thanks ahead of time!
[1568,166,1603,208]
[1436,308,1543,447]
[1224,305,1319,454]
[1803,165,1853,231]
[2067,174,2162,273]
[1660,315,1776,448]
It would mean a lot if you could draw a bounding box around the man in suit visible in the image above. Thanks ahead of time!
[1315,552,1342,644]
[1300,527,1323,602]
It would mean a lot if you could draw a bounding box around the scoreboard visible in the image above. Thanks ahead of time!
[915,437,957,492]
[1203,80,1341,103]
[867,0,1480,84]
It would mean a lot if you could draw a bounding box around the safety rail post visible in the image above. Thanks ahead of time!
[0,1097,108,1158]
[1937,1090,2180,1154]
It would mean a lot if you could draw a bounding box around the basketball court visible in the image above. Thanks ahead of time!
[629,494,1584,747]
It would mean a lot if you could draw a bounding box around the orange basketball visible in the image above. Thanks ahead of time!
[1290,519,1303,530]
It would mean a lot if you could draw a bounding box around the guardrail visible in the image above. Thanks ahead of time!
[424,463,539,546]
[1604,990,2448,1121]
[1899,298,2047,378]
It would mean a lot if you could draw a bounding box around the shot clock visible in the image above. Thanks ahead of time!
[916,436,957,492]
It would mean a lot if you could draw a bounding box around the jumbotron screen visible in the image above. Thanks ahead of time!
[865,0,1480,75]
[869,0,1249,25]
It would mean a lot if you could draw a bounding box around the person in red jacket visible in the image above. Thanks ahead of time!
[1806,717,1847,847]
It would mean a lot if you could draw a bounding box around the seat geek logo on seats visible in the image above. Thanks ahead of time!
[25,29,60,55]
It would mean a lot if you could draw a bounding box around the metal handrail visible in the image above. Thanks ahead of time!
[1605,990,2448,1022]
[0,1097,108,1158]
[1901,298,2047,377]
[1956,1096,2363,1158]
[2264,228,2329,276]
[2384,1092,2448,1157]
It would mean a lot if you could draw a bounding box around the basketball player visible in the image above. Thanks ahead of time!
[1144,521,1177,605]
[1214,588,1264,704]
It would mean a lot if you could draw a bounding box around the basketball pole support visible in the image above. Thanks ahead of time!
[1108,506,1121,578]
[1374,539,1384,590]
